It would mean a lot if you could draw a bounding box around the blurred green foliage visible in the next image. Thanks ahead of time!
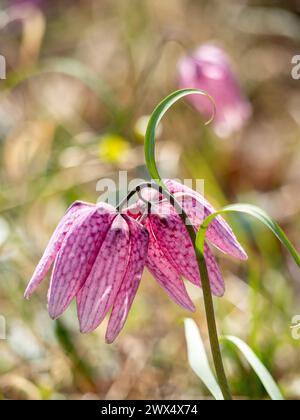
[0,0,300,400]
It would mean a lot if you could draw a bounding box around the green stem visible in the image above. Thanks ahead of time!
[193,237,232,400]
[161,186,232,400]
[143,89,233,400]
[174,205,232,400]
[119,181,232,400]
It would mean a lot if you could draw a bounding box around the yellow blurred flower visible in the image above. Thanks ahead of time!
[98,134,130,163]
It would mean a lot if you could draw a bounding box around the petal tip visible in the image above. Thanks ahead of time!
[79,325,91,334]
[188,303,196,312]
[48,304,63,320]
[105,333,116,344]
[78,318,97,334]
[24,288,31,300]
[236,247,248,261]
[180,298,196,312]
[241,251,249,261]
[213,289,225,298]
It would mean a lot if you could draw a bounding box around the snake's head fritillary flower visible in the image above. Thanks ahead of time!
[127,180,247,308]
[178,44,252,138]
[26,181,247,342]
[25,201,149,343]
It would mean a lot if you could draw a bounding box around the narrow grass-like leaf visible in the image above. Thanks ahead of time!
[223,335,284,400]
[196,204,300,267]
[184,318,224,400]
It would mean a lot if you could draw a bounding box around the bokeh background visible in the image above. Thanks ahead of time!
[0,0,300,400]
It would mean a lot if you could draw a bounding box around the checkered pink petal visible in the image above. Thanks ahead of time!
[77,215,131,334]
[48,204,116,319]
[149,202,200,287]
[165,179,248,261]
[149,202,225,297]
[24,201,93,299]
[145,219,195,312]
[204,243,225,297]
[106,217,149,343]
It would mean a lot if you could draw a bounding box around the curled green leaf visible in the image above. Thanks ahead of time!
[145,88,215,185]
[196,203,300,267]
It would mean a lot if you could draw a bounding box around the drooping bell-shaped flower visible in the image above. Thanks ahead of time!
[25,201,149,343]
[178,44,252,138]
[26,180,247,342]
[127,180,247,309]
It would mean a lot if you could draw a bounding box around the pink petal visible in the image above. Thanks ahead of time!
[105,217,149,343]
[204,243,225,297]
[48,203,116,319]
[149,202,201,287]
[148,208,224,298]
[147,197,225,297]
[165,179,248,261]
[145,219,195,312]
[24,201,93,299]
[77,215,130,333]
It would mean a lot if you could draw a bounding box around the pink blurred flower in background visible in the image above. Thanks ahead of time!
[178,44,252,138]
